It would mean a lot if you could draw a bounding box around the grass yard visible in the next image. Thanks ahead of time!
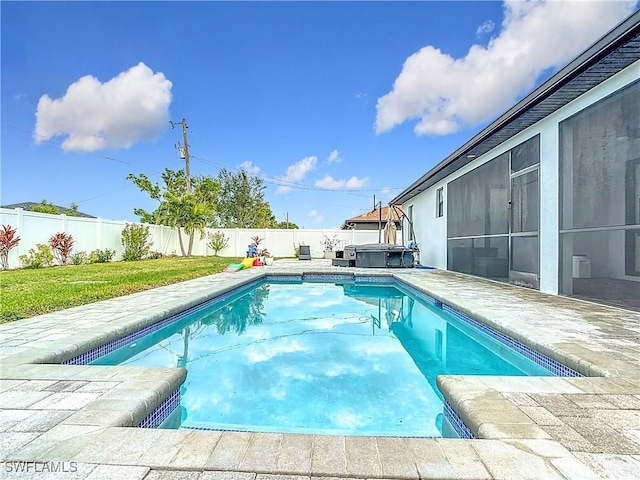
[0,256,242,323]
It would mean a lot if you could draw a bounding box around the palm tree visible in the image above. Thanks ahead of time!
[182,195,210,256]
[158,191,212,257]
[128,169,220,256]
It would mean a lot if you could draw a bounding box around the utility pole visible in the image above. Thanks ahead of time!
[170,118,191,193]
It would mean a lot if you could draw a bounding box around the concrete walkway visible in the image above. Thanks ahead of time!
[1,259,639,479]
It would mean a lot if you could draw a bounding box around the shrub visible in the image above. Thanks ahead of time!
[49,232,75,265]
[0,224,21,270]
[19,244,54,269]
[121,223,152,261]
[89,249,115,263]
[321,235,339,252]
[70,251,89,265]
[207,231,229,256]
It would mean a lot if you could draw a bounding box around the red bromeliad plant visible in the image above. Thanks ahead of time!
[49,232,75,266]
[250,236,264,248]
[0,224,21,270]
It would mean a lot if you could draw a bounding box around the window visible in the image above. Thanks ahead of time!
[436,187,444,218]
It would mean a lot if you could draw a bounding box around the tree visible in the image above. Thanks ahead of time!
[207,231,229,256]
[127,168,220,256]
[23,200,80,216]
[68,203,79,217]
[276,220,299,229]
[32,200,59,215]
[216,168,276,228]
[158,190,212,256]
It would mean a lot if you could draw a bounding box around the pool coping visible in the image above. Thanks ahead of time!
[1,259,639,479]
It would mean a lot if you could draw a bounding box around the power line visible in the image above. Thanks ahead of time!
[71,161,184,205]
[3,123,402,196]
[190,153,403,197]
[1,124,130,165]
[3,124,186,206]
[3,123,399,210]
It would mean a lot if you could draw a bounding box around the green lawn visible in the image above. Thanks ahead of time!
[0,256,242,324]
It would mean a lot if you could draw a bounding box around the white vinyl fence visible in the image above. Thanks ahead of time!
[0,208,399,269]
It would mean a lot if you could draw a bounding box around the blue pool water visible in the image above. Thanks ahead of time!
[93,280,553,437]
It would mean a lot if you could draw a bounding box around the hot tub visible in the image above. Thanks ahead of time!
[334,243,414,268]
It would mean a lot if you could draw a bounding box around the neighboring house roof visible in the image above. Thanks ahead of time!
[1,202,96,218]
[392,9,640,206]
[342,206,402,229]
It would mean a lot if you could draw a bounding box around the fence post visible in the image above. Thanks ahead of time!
[16,208,24,262]
[97,218,103,250]
[235,228,240,257]
[264,228,268,255]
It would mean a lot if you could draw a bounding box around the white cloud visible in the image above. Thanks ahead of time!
[315,175,369,189]
[380,187,400,200]
[239,161,260,175]
[276,156,317,194]
[315,175,343,189]
[375,0,636,136]
[35,62,172,152]
[308,210,323,224]
[380,187,396,201]
[345,176,368,188]
[476,20,495,36]
[327,149,342,164]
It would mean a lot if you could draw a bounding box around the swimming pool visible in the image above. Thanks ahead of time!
[90,277,559,437]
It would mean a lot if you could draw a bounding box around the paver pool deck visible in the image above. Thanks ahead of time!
[1,259,639,479]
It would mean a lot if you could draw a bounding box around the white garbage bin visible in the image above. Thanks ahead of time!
[572,255,591,278]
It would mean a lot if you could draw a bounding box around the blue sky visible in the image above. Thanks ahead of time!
[2,1,637,228]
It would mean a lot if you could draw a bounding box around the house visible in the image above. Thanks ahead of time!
[1,202,95,218]
[391,11,640,311]
[342,206,402,231]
